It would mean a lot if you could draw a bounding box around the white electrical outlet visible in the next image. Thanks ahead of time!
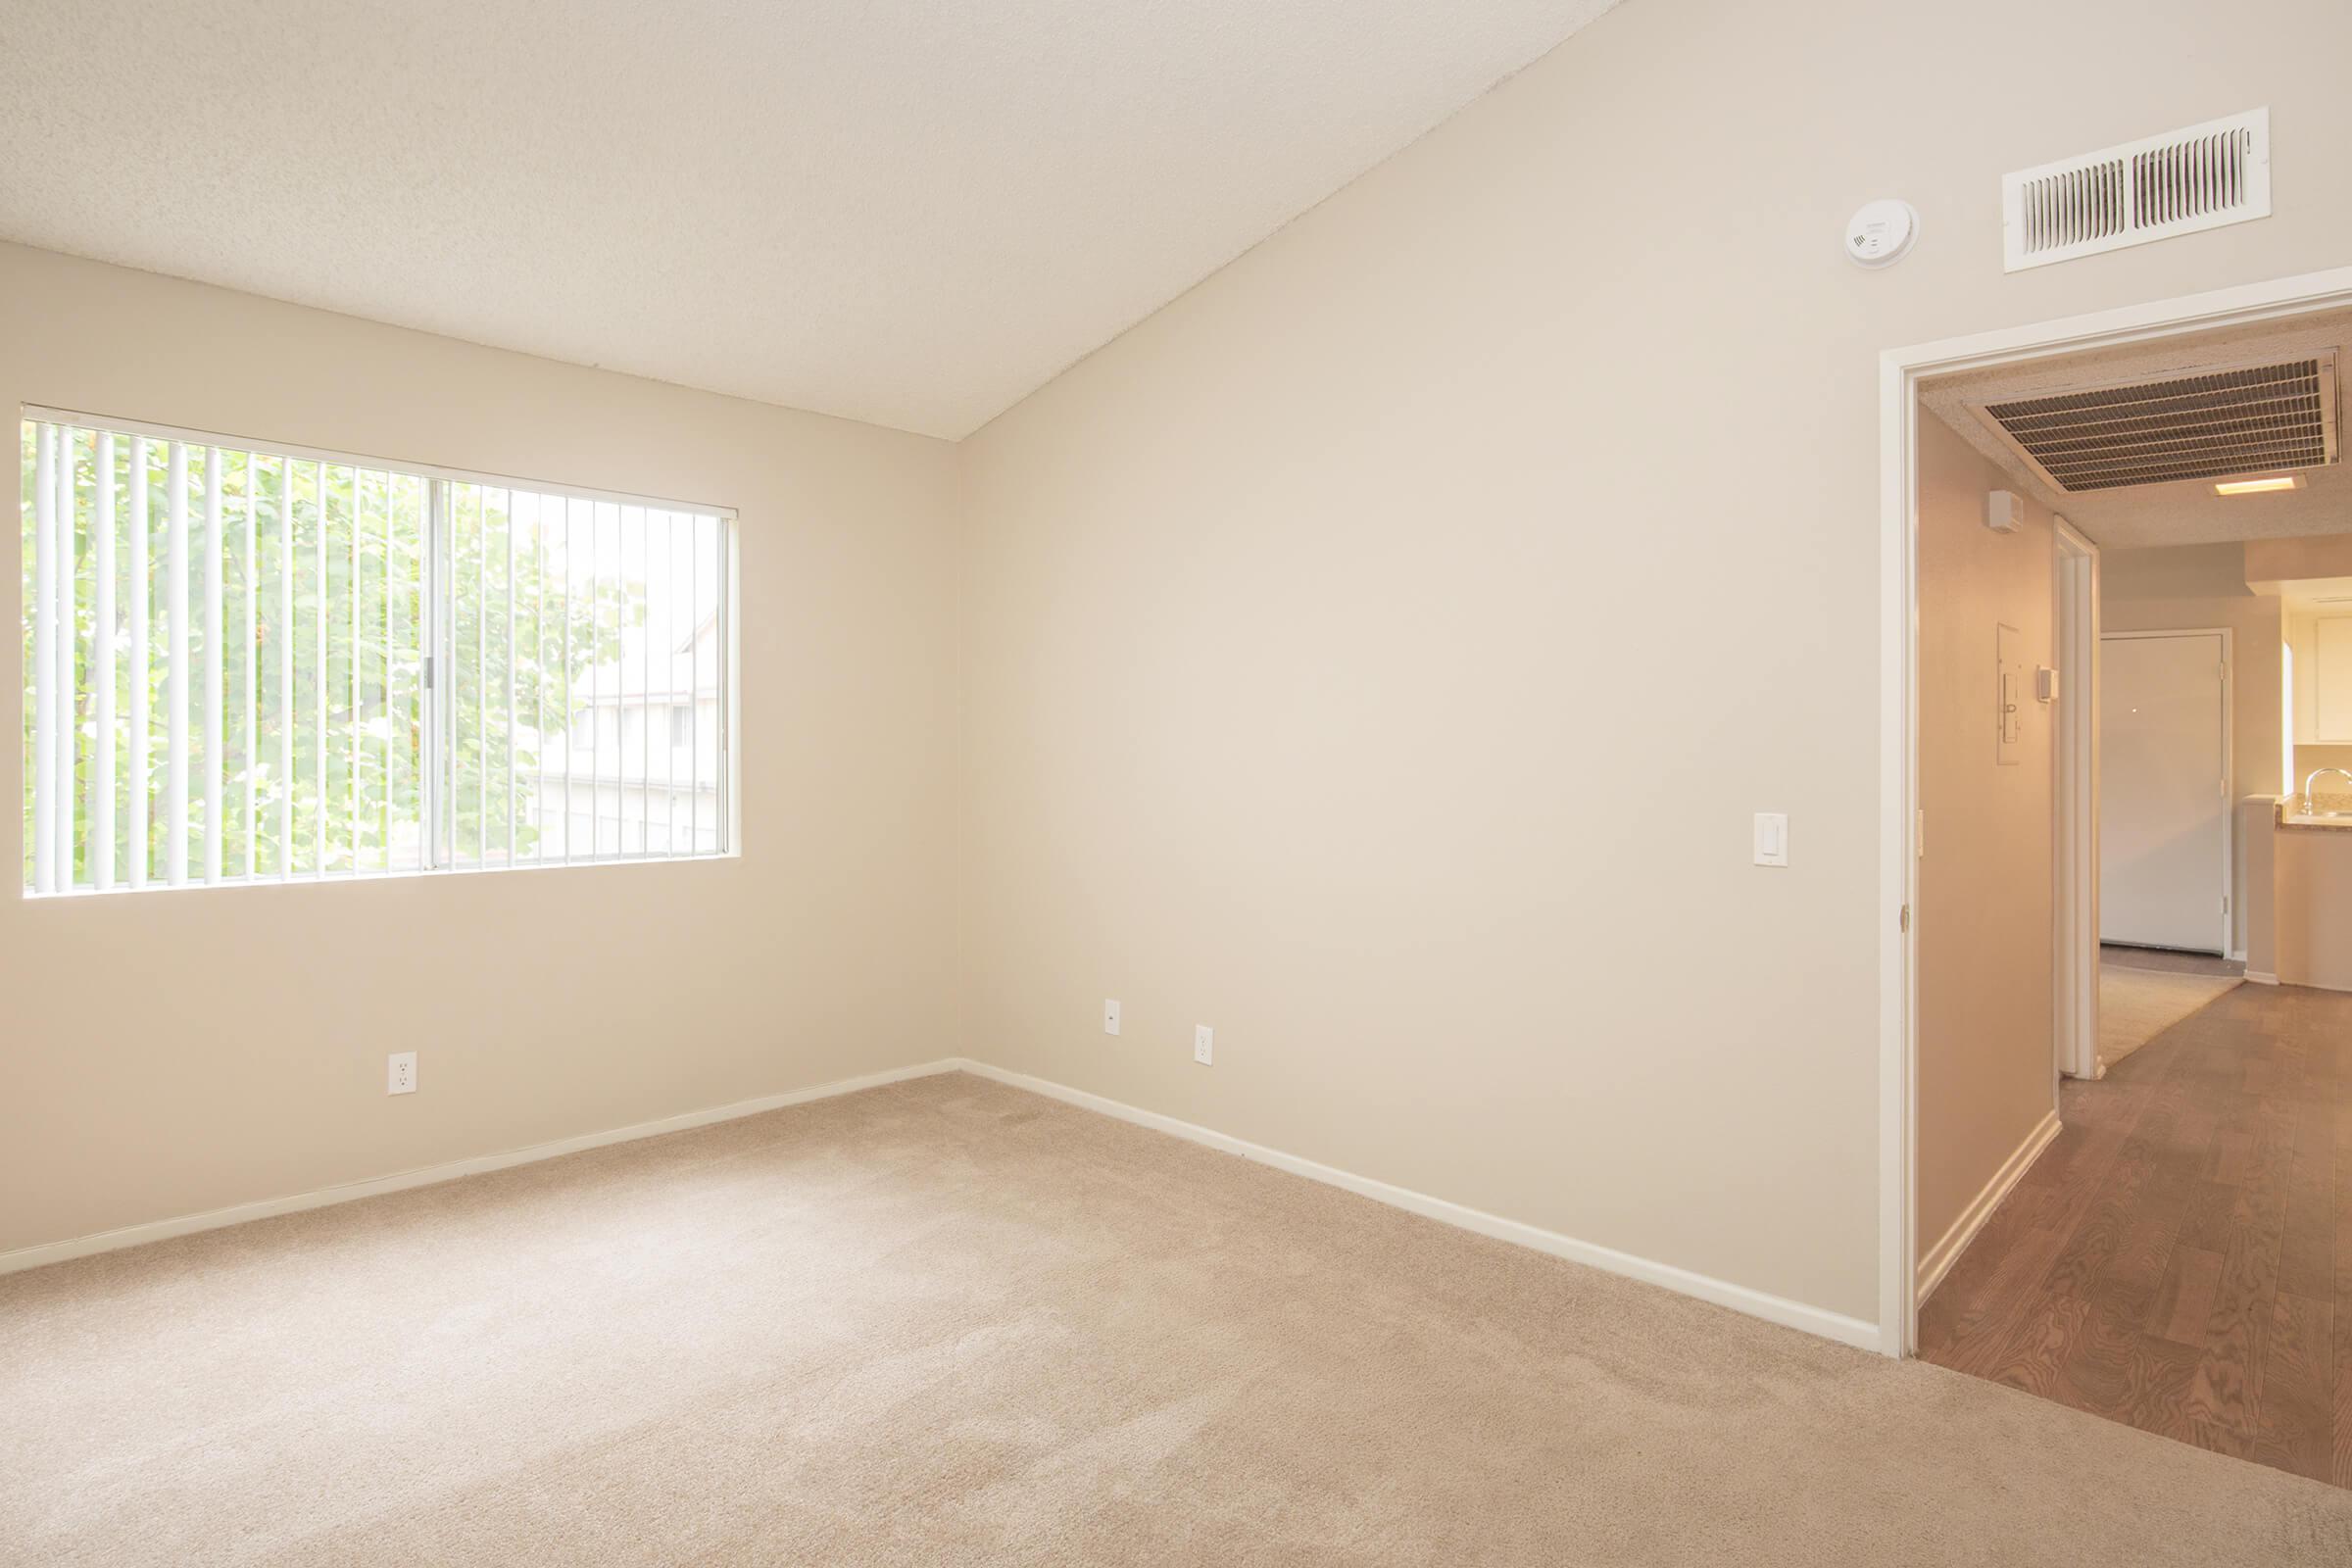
[1193,1025,1213,1065]
[1103,999,1121,1037]
[387,1051,417,1096]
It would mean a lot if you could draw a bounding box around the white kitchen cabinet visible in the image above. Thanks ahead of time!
[2317,616,2352,743]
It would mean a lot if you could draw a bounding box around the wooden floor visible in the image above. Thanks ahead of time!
[1921,977,2352,1488]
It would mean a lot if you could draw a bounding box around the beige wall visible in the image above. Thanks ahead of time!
[16,0,2352,1326]
[2293,744,2352,791]
[2099,543,2282,956]
[1913,414,2055,1257]
[2240,799,2278,979]
[957,0,2352,1320]
[2,242,961,1254]
[2246,534,2352,583]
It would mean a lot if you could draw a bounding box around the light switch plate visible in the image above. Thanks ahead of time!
[1997,622,2025,763]
[1753,812,1788,867]
[1103,1000,1121,1037]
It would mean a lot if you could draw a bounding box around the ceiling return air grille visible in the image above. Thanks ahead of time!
[2002,109,2270,270]
[1982,354,2337,493]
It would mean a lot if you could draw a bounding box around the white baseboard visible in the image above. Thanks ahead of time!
[1914,1107,2061,1305]
[0,1059,964,1277]
[2245,970,2279,986]
[4,1054,1886,1357]
[953,1059,1885,1354]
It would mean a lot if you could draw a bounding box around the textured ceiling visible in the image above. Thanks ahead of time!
[1922,308,2352,551]
[0,0,1619,439]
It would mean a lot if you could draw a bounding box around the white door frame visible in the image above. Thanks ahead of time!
[2052,519,2099,1086]
[1877,265,2352,1359]
[2099,626,2234,961]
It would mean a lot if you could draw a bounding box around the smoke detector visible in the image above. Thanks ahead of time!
[1845,199,1920,269]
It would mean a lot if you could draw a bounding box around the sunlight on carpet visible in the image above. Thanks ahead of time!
[2098,964,2240,1068]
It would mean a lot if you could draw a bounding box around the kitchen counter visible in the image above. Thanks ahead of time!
[2263,797,2352,991]
[2278,793,2352,830]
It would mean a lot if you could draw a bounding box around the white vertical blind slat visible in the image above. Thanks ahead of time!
[684,511,700,858]
[655,509,671,854]
[348,472,363,871]
[128,437,150,890]
[243,461,257,874]
[30,423,58,894]
[278,457,294,879]
[166,441,190,886]
[424,479,443,871]
[710,514,719,859]
[314,461,327,877]
[506,492,517,863]
[636,510,651,858]
[382,476,396,872]
[591,503,600,857]
[475,488,488,864]
[204,447,223,884]
[93,432,117,891]
[562,496,575,863]
[54,428,79,884]
[531,493,546,865]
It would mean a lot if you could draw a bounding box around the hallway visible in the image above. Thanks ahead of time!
[1920,980,2351,1487]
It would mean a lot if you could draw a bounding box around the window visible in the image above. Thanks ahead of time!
[669,704,692,748]
[20,412,732,895]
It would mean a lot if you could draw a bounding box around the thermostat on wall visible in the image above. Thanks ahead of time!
[1985,489,2026,533]
[1845,199,1920,268]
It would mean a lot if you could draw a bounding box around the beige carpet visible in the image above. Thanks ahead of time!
[2,1074,2345,1566]
[2099,963,2241,1068]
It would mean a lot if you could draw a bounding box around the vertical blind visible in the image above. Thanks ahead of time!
[21,415,731,896]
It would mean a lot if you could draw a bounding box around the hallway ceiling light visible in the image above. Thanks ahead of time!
[2213,474,2303,495]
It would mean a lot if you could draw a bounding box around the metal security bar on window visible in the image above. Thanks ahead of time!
[21,415,731,895]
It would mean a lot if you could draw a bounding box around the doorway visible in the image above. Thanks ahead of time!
[1884,269,2352,1487]
[1878,265,2352,1362]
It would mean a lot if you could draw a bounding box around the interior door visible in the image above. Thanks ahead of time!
[2099,632,2227,953]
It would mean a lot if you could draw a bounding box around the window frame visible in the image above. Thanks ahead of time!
[21,404,739,897]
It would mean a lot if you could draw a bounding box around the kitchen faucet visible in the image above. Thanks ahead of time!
[2302,766,2352,808]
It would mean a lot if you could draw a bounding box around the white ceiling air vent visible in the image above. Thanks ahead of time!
[2002,108,2270,271]
[1978,353,2337,493]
